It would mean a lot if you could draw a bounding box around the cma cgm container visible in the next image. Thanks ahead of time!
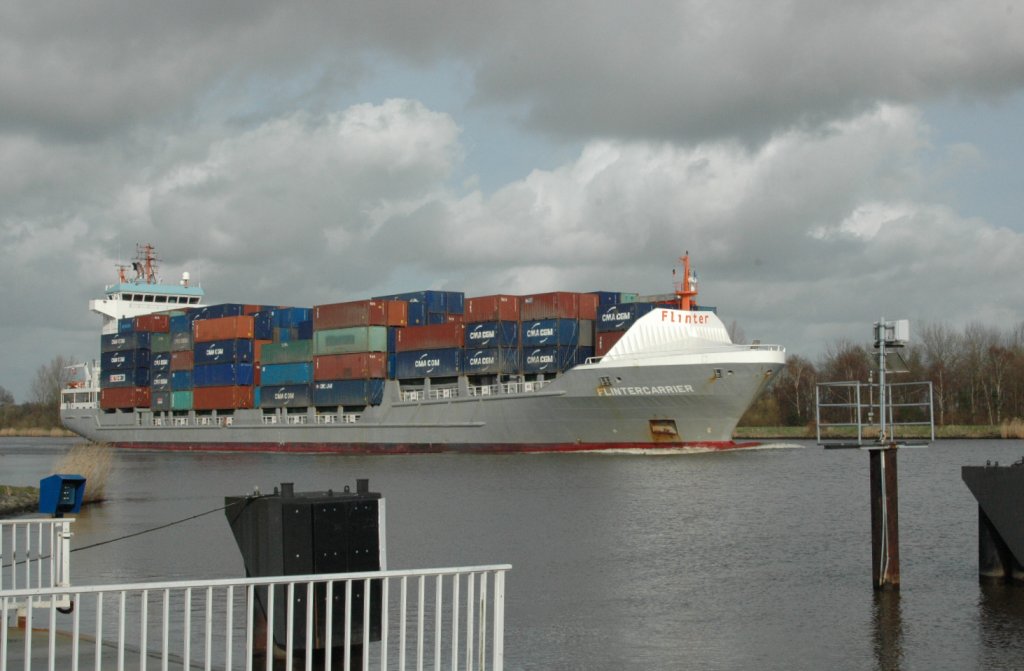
[101,349,152,371]
[314,353,387,381]
[100,387,151,410]
[101,368,150,388]
[150,371,172,391]
[101,332,151,353]
[259,383,313,408]
[596,303,656,332]
[313,300,408,330]
[522,346,590,374]
[260,363,313,386]
[191,303,245,321]
[394,323,464,352]
[151,352,171,370]
[393,348,462,379]
[521,319,581,347]
[193,316,254,343]
[194,339,255,365]
[259,340,314,365]
[313,327,388,355]
[464,321,518,348]
[170,331,192,352]
[193,385,253,410]
[313,379,385,407]
[192,363,255,388]
[463,348,520,375]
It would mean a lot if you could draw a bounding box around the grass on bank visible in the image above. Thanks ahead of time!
[0,427,74,437]
[0,443,113,516]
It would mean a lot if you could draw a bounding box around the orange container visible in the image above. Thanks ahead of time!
[133,314,170,333]
[394,323,465,352]
[313,300,408,330]
[192,385,254,410]
[193,316,254,343]
[100,387,151,409]
[314,353,387,381]
[465,295,520,322]
[595,331,626,357]
[170,350,194,371]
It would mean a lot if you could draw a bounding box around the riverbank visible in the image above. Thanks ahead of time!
[0,485,38,516]
[0,427,74,438]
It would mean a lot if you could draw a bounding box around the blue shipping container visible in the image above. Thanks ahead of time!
[591,291,622,311]
[171,371,193,391]
[405,302,426,326]
[192,303,245,320]
[101,349,152,371]
[253,312,274,340]
[260,362,314,386]
[192,363,254,387]
[101,332,151,353]
[465,321,518,348]
[462,348,520,375]
[100,368,150,388]
[596,303,656,332]
[313,379,385,407]
[117,317,135,334]
[151,352,172,370]
[193,339,254,365]
[393,348,462,379]
[520,319,580,347]
[259,383,313,408]
[522,346,583,374]
[150,372,172,391]
[169,314,191,333]
[446,292,465,315]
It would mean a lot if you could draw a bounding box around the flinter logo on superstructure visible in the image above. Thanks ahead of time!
[660,310,709,325]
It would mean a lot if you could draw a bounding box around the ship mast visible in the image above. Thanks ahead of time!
[134,243,159,284]
[674,251,699,310]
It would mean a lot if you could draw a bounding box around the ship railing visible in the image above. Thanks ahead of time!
[286,414,309,425]
[1,519,74,612]
[1,565,509,671]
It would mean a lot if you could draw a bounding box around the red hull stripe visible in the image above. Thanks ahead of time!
[105,441,764,454]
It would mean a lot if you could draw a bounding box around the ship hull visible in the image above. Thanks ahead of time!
[61,354,783,454]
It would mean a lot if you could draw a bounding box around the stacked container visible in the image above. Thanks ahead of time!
[192,314,256,410]
[99,329,153,409]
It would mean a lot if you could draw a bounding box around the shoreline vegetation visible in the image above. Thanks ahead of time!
[0,444,111,517]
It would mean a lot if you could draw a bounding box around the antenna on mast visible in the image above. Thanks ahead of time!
[674,250,699,310]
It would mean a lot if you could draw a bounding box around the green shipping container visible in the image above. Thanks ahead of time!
[619,292,639,304]
[314,327,388,355]
[171,391,193,410]
[260,340,314,364]
[151,333,172,352]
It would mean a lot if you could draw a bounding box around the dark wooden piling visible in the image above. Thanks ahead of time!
[869,446,900,590]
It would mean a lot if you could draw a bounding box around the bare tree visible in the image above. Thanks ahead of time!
[0,385,14,406]
[30,355,77,408]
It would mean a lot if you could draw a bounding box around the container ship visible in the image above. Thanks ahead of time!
[60,245,786,454]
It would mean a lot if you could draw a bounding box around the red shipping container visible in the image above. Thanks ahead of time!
[193,316,254,343]
[395,323,465,352]
[595,331,626,357]
[445,313,464,324]
[242,304,263,315]
[253,339,273,363]
[579,294,599,321]
[465,295,520,322]
[314,300,408,330]
[314,353,387,381]
[100,387,151,409]
[170,350,194,371]
[193,385,254,410]
[520,292,580,321]
[133,314,170,333]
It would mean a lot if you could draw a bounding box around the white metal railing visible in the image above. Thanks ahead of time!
[816,380,935,445]
[0,520,74,603]
[402,380,552,402]
[1,565,508,671]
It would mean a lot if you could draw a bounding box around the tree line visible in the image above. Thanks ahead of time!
[0,356,76,430]
[742,321,1024,427]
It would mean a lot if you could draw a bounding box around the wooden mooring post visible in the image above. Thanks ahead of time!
[869,446,900,590]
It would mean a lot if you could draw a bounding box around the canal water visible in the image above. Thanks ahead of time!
[3,437,1024,670]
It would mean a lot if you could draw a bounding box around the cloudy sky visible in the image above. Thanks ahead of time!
[2,1,1024,401]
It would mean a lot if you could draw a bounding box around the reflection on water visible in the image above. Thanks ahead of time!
[872,591,903,671]
[978,582,1024,669]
